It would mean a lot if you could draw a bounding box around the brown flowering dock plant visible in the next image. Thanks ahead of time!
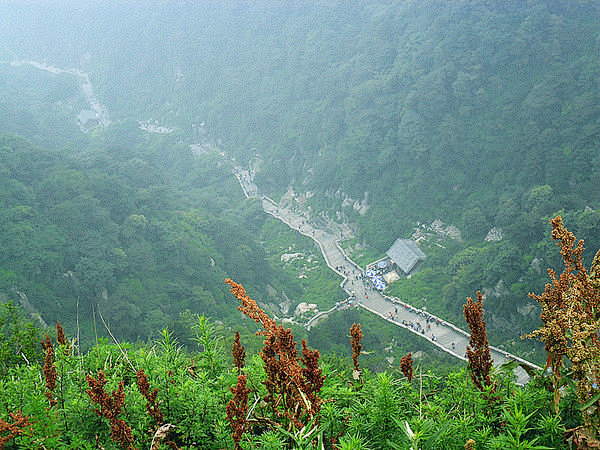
[226,374,251,450]
[232,331,246,373]
[0,411,31,449]
[56,321,67,346]
[136,369,164,430]
[350,323,363,378]
[463,292,494,392]
[86,370,136,449]
[41,334,58,407]
[56,321,70,355]
[400,352,414,382]
[225,278,325,430]
[525,216,600,446]
[301,340,324,404]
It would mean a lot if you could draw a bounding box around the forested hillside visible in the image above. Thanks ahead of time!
[0,130,340,342]
[0,0,598,370]
[1,1,596,242]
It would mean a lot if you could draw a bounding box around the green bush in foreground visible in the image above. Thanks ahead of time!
[0,304,569,449]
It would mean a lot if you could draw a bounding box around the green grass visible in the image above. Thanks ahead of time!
[385,267,449,312]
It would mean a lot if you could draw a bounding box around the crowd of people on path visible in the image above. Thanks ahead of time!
[398,317,436,340]
[393,302,446,326]
[334,263,452,346]
[384,314,440,342]
[382,303,452,344]
[339,268,390,295]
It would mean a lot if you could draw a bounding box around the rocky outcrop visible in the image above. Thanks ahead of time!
[3,290,48,329]
[412,219,462,241]
[294,302,318,318]
[430,219,462,240]
[280,253,304,263]
[484,227,504,242]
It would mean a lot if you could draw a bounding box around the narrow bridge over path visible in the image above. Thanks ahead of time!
[232,167,541,384]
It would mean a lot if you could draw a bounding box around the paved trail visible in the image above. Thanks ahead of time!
[9,60,111,127]
[232,167,541,384]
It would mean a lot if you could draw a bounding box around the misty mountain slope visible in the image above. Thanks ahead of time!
[1,0,596,248]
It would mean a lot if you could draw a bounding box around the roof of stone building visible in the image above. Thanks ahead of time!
[386,238,426,274]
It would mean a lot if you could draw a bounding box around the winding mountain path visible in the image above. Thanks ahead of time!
[8,60,111,127]
[232,166,542,384]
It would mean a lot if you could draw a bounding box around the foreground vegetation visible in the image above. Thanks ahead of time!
[1,218,598,449]
[0,303,565,450]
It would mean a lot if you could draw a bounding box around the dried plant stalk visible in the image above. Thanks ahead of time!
[136,370,164,429]
[41,335,58,407]
[226,375,251,450]
[463,292,494,392]
[150,423,176,450]
[350,323,363,373]
[225,279,325,429]
[56,321,67,346]
[86,370,136,449]
[232,331,246,373]
[400,353,414,382]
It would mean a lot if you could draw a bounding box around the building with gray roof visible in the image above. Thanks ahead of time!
[386,238,426,275]
[77,109,99,132]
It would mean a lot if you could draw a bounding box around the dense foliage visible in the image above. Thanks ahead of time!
[0,131,341,342]
[2,1,597,237]
[0,63,84,148]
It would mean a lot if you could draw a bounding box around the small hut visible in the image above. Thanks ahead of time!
[386,238,426,276]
